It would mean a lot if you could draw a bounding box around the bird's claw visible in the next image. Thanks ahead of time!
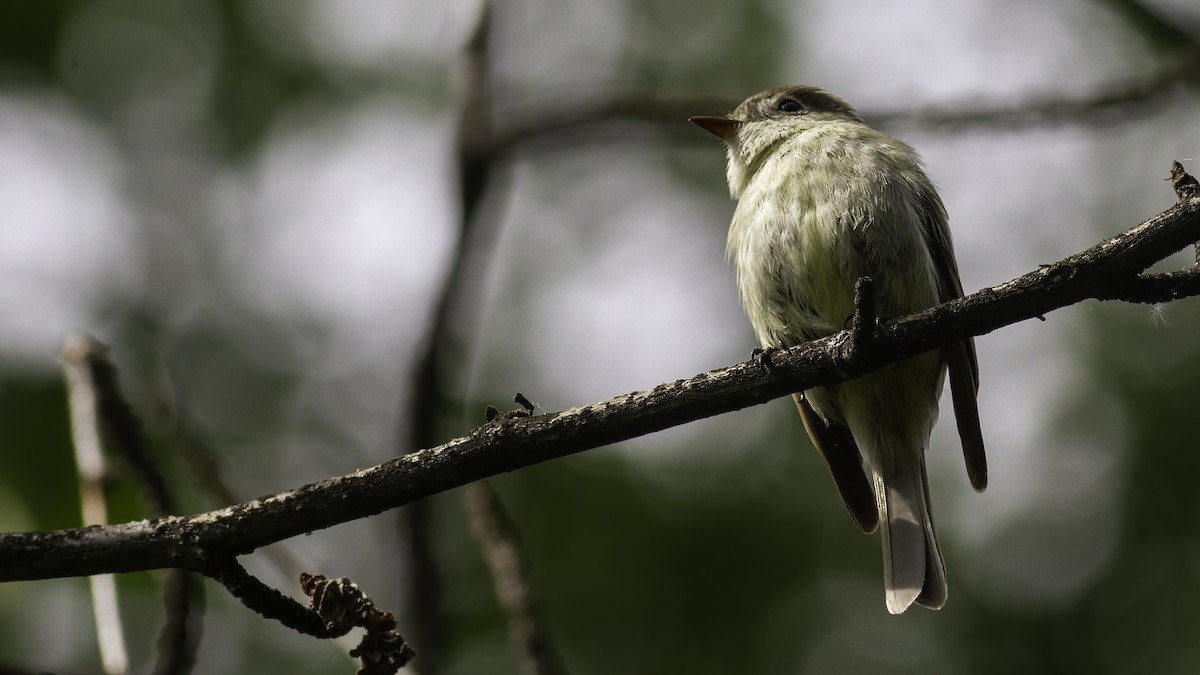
[752,346,779,373]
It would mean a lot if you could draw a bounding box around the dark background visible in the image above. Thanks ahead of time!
[1,1,1199,673]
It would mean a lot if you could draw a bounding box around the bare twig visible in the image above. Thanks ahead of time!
[204,558,329,637]
[62,335,130,675]
[11,186,1200,584]
[465,482,568,675]
[204,560,417,672]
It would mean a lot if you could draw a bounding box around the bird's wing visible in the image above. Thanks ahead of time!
[916,185,987,491]
[793,394,879,532]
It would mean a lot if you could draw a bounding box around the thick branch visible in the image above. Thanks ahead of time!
[3,197,1200,583]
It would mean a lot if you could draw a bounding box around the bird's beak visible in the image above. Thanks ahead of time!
[689,116,741,142]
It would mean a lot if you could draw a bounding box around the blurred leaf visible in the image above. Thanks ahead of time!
[0,1,74,78]
[0,377,80,531]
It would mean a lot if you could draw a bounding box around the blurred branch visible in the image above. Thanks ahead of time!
[62,335,202,675]
[154,360,248,510]
[155,362,309,589]
[153,569,200,675]
[450,1,578,660]
[396,0,496,671]
[491,50,1200,154]
[77,339,175,515]
[1090,0,1199,53]
[10,171,1200,583]
[0,665,91,675]
[412,4,574,672]
[491,95,730,153]
[465,481,568,675]
[868,51,1200,133]
[62,335,131,675]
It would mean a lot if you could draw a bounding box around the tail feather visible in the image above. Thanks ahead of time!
[914,460,947,610]
[876,458,946,614]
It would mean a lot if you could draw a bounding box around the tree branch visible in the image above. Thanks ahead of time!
[4,185,1200,584]
[62,335,130,675]
[61,335,203,675]
[396,0,496,670]
[204,557,330,637]
[490,48,1200,157]
[1090,0,1199,54]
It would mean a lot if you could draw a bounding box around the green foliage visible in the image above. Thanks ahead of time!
[0,378,80,531]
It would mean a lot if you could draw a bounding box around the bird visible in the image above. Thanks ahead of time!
[690,85,986,614]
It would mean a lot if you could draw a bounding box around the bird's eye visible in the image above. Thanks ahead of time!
[777,98,805,113]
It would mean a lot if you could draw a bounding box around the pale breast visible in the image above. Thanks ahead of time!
[727,123,940,348]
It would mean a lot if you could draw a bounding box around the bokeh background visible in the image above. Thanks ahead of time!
[2,1,1200,673]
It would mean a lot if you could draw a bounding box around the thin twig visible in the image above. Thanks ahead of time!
[61,335,130,675]
[204,558,330,637]
[86,348,199,675]
[465,482,568,675]
[11,189,1200,584]
[62,336,202,675]
[205,559,418,672]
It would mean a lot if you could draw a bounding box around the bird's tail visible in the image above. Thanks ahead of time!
[876,456,946,614]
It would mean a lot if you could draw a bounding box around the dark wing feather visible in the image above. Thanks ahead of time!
[916,185,988,491]
[793,394,879,532]
[947,342,986,490]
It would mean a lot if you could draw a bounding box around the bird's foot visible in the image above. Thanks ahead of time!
[752,346,779,373]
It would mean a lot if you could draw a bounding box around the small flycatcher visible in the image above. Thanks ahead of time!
[692,86,986,614]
